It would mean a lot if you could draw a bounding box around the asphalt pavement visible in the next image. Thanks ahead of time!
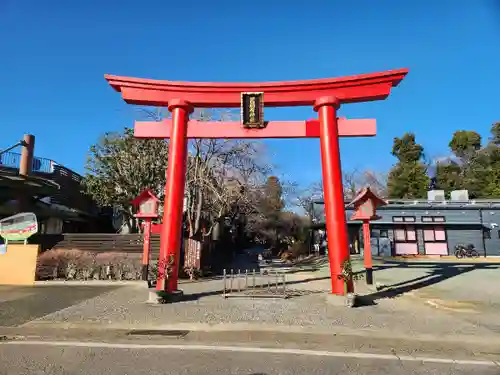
[2,257,500,374]
[1,339,499,375]
[0,285,121,326]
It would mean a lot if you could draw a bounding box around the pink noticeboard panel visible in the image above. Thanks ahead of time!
[395,243,418,255]
[424,242,448,255]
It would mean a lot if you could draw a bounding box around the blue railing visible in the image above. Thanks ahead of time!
[0,151,54,174]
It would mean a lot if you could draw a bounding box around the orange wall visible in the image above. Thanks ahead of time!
[0,244,39,285]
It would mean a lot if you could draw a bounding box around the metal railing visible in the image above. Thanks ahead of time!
[222,268,287,298]
[0,151,54,174]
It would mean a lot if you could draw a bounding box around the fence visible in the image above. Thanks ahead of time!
[34,233,205,269]
[0,151,54,174]
[222,268,288,298]
[34,233,160,254]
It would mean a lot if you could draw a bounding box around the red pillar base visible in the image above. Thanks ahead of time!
[148,289,184,304]
[315,96,353,296]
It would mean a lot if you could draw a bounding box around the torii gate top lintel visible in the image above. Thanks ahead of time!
[104,68,408,108]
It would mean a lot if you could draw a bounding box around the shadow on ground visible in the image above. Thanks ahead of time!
[355,261,500,307]
[179,260,500,308]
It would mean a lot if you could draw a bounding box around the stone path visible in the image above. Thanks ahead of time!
[3,258,499,345]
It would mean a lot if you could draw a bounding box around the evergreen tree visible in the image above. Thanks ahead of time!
[84,127,170,232]
[472,123,500,198]
[435,130,483,197]
[448,130,481,159]
[434,162,462,198]
[480,145,500,197]
[489,122,500,146]
[435,126,500,199]
[262,176,285,212]
[387,133,430,199]
[247,176,288,248]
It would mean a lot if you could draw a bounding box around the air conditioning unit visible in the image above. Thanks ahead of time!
[450,190,469,201]
[427,190,445,201]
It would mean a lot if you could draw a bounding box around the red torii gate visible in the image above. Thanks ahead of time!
[105,68,408,297]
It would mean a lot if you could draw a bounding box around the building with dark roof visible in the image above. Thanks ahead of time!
[0,150,113,234]
[311,189,500,257]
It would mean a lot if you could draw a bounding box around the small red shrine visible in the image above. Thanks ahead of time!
[132,189,159,281]
[348,187,387,285]
[349,187,387,221]
[132,189,160,219]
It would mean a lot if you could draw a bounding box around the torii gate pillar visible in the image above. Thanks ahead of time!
[105,68,408,298]
[315,96,352,294]
[158,99,192,292]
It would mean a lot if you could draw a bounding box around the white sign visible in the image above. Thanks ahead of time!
[0,212,38,243]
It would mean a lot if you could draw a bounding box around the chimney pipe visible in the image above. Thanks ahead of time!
[19,134,35,176]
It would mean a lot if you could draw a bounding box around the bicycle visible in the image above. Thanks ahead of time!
[454,244,480,258]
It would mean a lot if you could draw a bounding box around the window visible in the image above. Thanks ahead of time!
[483,229,491,239]
[406,229,416,241]
[394,225,417,242]
[394,228,406,241]
[497,230,500,239]
[423,226,446,242]
[380,229,389,238]
[422,216,446,222]
[393,216,416,222]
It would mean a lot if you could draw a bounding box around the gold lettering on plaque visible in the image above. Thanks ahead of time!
[241,92,264,129]
[249,97,256,124]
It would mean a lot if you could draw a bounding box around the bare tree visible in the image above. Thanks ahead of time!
[343,169,361,201]
[134,106,270,237]
[157,108,268,238]
[361,170,388,198]
[295,169,361,215]
[343,169,388,200]
[185,136,269,237]
[295,181,323,218]
[294,168,389,217]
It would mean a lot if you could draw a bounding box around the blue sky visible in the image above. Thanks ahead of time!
[1,0,499,188]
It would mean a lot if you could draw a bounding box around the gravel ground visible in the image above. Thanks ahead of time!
[27,277,496,339]
[373,263,500,305]
[16,259,500,341]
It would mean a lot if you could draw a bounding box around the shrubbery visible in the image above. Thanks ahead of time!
[36,249,201,282]
[279,241,309,263]
[36,249,142,281]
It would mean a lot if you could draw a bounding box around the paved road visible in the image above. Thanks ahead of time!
[1,340,499,375]
[0,285,120,327]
